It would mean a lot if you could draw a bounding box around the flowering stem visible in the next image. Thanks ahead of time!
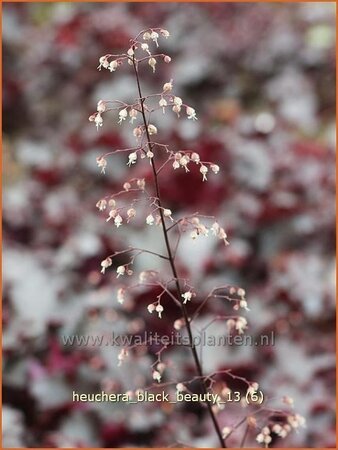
[131,57,226,448]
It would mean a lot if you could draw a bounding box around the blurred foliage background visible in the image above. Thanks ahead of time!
[2,2,336,448]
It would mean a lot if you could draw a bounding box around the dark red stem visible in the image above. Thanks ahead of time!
[131,57,226,448]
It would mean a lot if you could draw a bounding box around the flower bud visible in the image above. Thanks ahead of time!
[155,304,164,318]
[118,108,128,124]
[200,165,208,181]
[100,257,112,274]
[96,156,107,173]
[163,208,172,218]
[106,209,117,222]
[97,100,106,113]
[174,96,183,106]
[117,288,125,304]
[186,106,197,121]
[159,97,167,113]
[116,265,126,277]
[152,370,161,382]
[163,80,173,92]
[191,152,200,163]
[129,109,138,124]
[147,304,156,313]
[172,105,181,117]
[211,164,220,174]
[96,199,107,211]
[237,288,245,297]
[108,60,118,72]
[117,348,128,366]
[174,319,184,330]
[148,124,158,135]
[98,55,109,70]
[148,57,157,73]
[127,152,138,167]
[146,214,155,225]
[137,178,146,190]
[222,427,232,439]
[160,29,170,38]
[114,214,123,228]
[133,126,143,140]
[94,113,103,130]
[156,362,166,373]
[150,31,159,46]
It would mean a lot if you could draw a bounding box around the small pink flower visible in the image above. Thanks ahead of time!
[116,265,126,277]
[146,214,155,225]
[108,60,118,72]
[94,113,103,130]
[127,208,136,221]
[152,370,161,382]
[148,124,158,135]
[137,178,146,190]
[210,164,220,174]
[181,291,193,304]
[118,108,128,124]
[96,156,107,173]
[97,100,106,113]
[160,29,170,38]
[129,109,138,123]
[127,152,138,166]
[163,80,173,92]
[191,152,200,163]
[155,304,164,318]
[150,31,159,46]
[101,257,112,274]
[98,55,109,70]
[117,348,128,366]
[96,199,107,211]
[148,57,157,73]
[200,165,208,181]
[186,106,197,120]
[114,214,123,228]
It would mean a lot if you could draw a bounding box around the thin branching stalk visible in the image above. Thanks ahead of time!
[131,54,226,449]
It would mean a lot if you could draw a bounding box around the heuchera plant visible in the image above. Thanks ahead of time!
[89,28,306,448]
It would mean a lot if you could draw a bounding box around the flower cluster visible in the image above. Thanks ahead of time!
[226,316,248,334]
[255,410,306,447]
[96,29,170,73]
[256,427,272,446]
[180,217,229,246]
[95,179,146,229]
[147,303,164,319]
[169,150,219,181]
